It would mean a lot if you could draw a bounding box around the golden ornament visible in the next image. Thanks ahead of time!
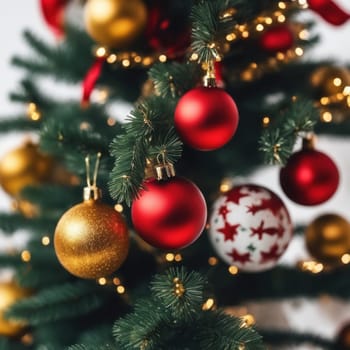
[84,0,148,49]
[311,66,350,97]
[54,154,129,279]
[0,142,54,197]
[305,214,350,266]
[0,282,31,337]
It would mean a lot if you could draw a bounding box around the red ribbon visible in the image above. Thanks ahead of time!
[308,0,350,26]
[214,61,225,88]
[81,57,106,108]
[40,0,69,37]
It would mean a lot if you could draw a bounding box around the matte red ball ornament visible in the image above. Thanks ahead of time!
[131,177,207,250]
[259,25,294,53]
[145,0,190,56]
[174,86,239,151]
[280,144,339,206]
[209,184,293,272]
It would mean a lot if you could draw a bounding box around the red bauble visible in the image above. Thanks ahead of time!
[145,1,190,56]
[280,148,339,206]
[259,25,294,53]
[174,87,239,151]
[308,0,350,26]
[131,177,207,250]
[40,0,69,38]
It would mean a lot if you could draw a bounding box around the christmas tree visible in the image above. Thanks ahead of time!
[0,0,350,349]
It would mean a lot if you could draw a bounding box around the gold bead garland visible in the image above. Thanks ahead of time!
[92,0,308,75]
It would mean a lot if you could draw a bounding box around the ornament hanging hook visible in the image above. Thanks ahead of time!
[84,152,102,201]
[85,152,102,188]
[204,59,217,88]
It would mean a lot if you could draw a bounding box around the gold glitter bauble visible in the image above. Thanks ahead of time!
[0,282,31,337]
[310,66,350,97]
[84,0,147,48]
[54,198,129,279]
[305,214,350,266]
[0,142,54,197]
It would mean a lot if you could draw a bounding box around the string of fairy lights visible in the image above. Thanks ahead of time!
[16,2,350,342]
[22,0,350,284]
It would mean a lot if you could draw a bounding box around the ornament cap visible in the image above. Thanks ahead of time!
[155,162,176,180]
[203,60,217,88]
[83,186,102,201]
[302,134,316,150]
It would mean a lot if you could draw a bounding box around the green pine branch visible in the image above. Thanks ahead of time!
[191,0,242,62]
[0,117,39,134]
[111,267,265,350]
[108,95,182,206]
[68,345,117,350]
[6,281,105,325]
[0,213,55,234]
[259,98,320,165]
[12,25,94,83]
[148,62,200,99]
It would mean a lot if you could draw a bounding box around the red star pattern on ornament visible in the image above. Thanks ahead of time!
[225,189,249,205]
[218,205,230,220]
[227,248,251,264]
[217,222,240,241]
[246,198,283,216]
[260,243,281,263]
[276,223,285,238]
[250,220,281,240]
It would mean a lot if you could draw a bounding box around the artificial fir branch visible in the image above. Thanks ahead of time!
[258,98,320,165]
[112,267,264,350]
[0,213,55,234]
[6,281,105,325]
[74,325,117,349]
[151,266,206,320]
[191,0,241,62]
[20,185,80,215]
[0,339,26,350]
[68,345,117,350]
[148,62,200,99]
[113,299,166,350]
[15,264,70,289]
[108,96,182,205]
[12,26,94,82]
[148,129,183,163]
[9,78,60,114]
[197,311,264,350]
[108,134,148,206]
[0,117,39,134]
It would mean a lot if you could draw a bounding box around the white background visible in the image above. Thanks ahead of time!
[0,1,350,348]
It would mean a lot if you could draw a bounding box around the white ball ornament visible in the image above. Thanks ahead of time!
[208,184,293,272]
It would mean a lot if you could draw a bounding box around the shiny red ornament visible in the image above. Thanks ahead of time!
[131,177,207,250]
[145,1,190,56]
[174,87,239,151]
[40,0,69,38]
[259,25,294,53]
[280,148,339,206]
[308,0,350,26]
